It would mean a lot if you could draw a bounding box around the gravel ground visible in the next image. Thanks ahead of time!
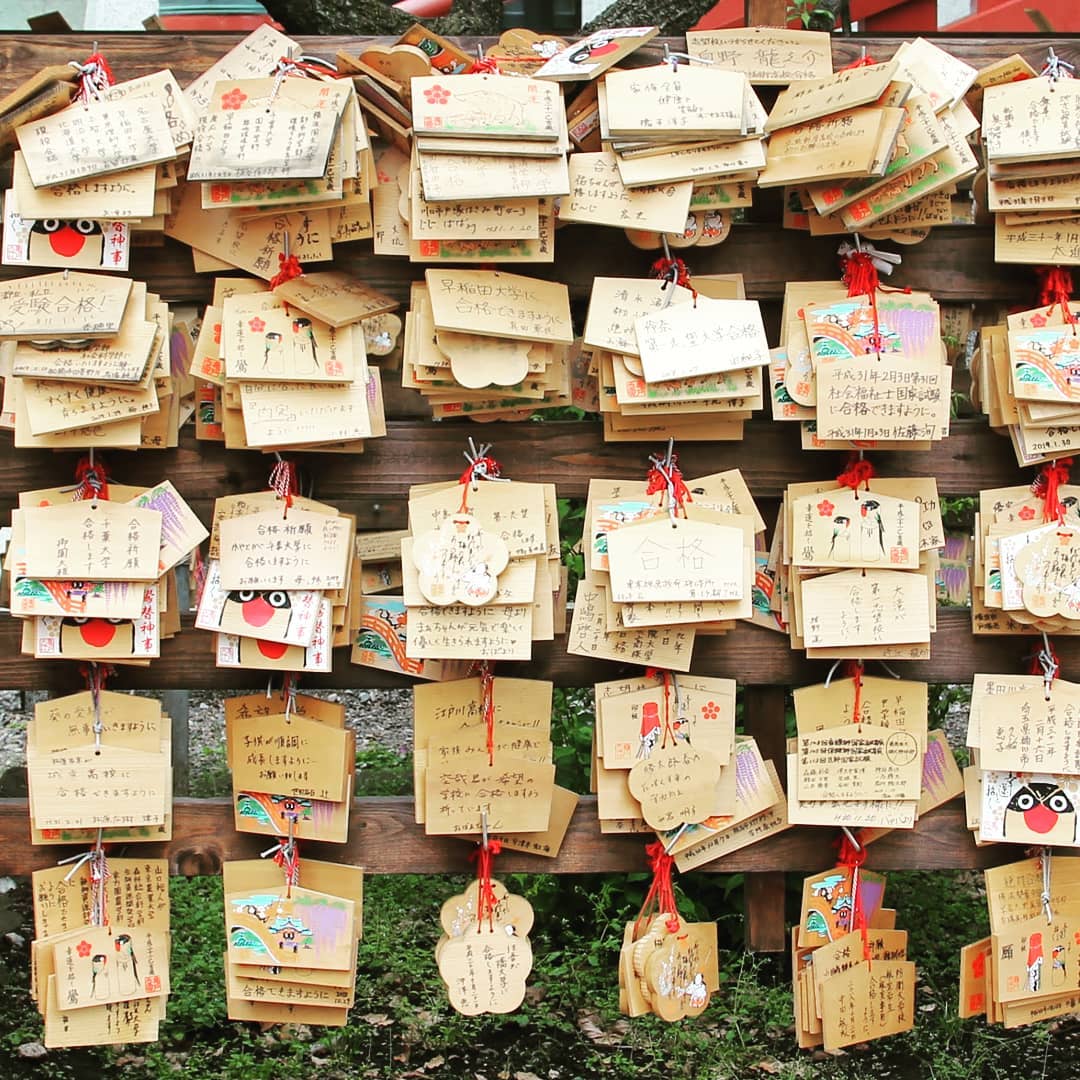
[0,688,415,775]
[0,686,971,785]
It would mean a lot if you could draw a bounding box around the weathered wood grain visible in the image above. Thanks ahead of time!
[742,686,789,952]
[0,33,1064,891]
[0,419,1031,517]
[0,608,1071,690]
[0,34,1070,97]
[0,35,1067,304]
[0,223,1026,305]
[0,796,1021,877]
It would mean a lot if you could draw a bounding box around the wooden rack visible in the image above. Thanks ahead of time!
[1,32,1074,953]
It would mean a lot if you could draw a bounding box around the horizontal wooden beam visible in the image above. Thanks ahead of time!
[38,223,1010,308]
[0,36,1069,307]
[0,34,1071,97]
[0,420,1030,518]
[0,796,1021,877]
[0,607,1072,689]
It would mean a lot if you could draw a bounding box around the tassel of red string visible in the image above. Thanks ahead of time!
[459,455,502,486]
[269,252,304,289]
[468,56,500,73]
[1035,267,1078,330]
[841,248,887,355]
[272,838,301,898]
[469,839,503,930]
[81,52,115,83]
[650,256,692,289]
[190,545,208,609]
[844,660,864,728]
[1033,457,1073,523]
[276,55,342,80]
[835,832,872,961]
[269,458,299,510]
[650,256,697,304]
[479,662,497,766]
[645,454,693,516]
[836,453,876,494]
[74,52,115,103]
[79,662,115,692]
[73,456,109,502]
[634,841,681,937]
[458,452,502,513]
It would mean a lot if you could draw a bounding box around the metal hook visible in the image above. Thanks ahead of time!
[462,437,508,488]
[1042,47,1075,84]
[481,809,489,849]
[657,234,678,305]
[841,826,862,852]
[824,658,845,688]
[664,821,690,855]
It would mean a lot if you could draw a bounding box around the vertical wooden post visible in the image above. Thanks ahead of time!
[166,563,191,796]
[745,0,791,25]
[165,691,191,797]
[741,685,789,952]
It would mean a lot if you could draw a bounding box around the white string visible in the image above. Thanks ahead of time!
[1042,48,1075,82]
[1038,631,1059,702]
[649,441,681,526]
[838,238,901,277]
[661,43,716,69]
[267,58,299,110]
[91,664,103,750]
[1041,847,1053,924]
[68,58,109,105]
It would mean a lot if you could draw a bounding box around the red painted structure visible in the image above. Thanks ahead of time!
[693,0,1077,31]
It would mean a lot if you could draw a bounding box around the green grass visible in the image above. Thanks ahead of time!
[0,865,1072,1079]
[5,682,1071,1077]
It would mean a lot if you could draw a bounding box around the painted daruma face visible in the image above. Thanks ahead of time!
[28,219,104,264]
[222,589,293,635]
[59,616,134,655]
[1004,782,1077,844]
